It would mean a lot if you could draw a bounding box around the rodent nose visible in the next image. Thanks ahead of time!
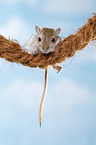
[42,47,49,52]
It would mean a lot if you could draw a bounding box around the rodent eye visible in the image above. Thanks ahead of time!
[51,38,55,42]
[38,37,41,41]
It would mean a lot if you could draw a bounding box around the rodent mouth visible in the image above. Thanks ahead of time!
[38,49,47,54]
[37,48,54,54]
[43,51,54,54]
[41,50,48,54]
[42,50,47,54]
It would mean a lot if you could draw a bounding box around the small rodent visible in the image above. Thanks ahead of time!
[30,26,62,126]
[30,25,62,73]
[30,25,62,55]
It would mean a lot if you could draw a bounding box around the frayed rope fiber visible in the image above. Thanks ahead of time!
[0,14,96,69]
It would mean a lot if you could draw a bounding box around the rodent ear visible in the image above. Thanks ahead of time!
[55,28,61,35]
[35,25,41,34]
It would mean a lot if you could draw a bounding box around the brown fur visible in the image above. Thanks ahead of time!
[42,28,55,37]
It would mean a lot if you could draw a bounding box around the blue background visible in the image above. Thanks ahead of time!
[0,0,96,145]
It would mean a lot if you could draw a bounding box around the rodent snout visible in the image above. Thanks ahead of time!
[42,46,49,53]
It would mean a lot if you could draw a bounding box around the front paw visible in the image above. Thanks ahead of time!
[32,51,40,55]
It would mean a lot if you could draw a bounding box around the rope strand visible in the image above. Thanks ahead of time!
[0,14,96,69]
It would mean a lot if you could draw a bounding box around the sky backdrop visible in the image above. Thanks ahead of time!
[0,0,96,145]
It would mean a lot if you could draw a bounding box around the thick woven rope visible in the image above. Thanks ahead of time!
[0,14,96,69]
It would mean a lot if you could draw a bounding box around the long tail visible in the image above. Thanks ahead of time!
[39,68,48,127]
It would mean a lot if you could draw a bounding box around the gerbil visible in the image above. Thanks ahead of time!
[30,26,62,126]
[30,25,62,54]
[30,25,62,72]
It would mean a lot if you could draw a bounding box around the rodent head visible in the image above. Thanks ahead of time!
[35,25,61,54]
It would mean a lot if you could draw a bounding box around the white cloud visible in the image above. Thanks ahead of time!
[0,77,94,112]
[0,76,95,145]
[0,78,43,123]
[74,44,96,63]
[45,0,94,15]
[2,0,17,3]
[0,76,95,125]
[0,17,32,46]
[46,78,95,113]
[25,0,37,7]
[0,78,42,110]
[0,17,22,37]
[0,0,37,6]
